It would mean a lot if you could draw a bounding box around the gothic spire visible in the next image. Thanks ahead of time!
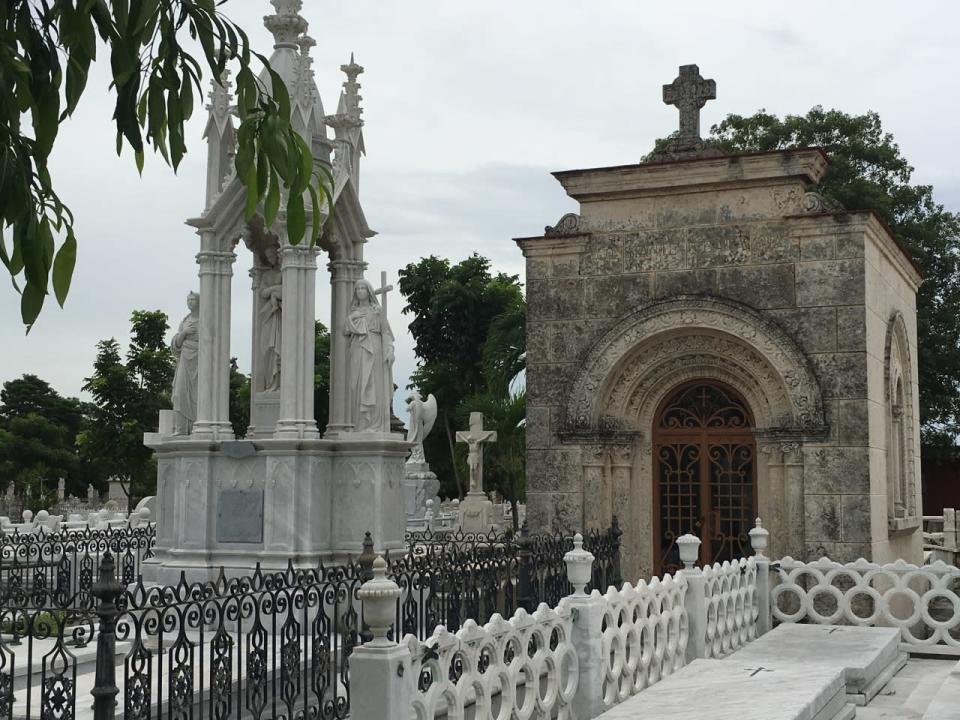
[264,0,308,49]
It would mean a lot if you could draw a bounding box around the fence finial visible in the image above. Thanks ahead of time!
[358,555,401,647]
[564,532,595,596]
[749,517,769,558]
[677,533,701,570]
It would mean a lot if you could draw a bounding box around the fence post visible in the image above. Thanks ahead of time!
[352,555,412,720]
[358,530,376,644]
[517,520,535,612]
[677,534,707,661]
[609,515,623,589]
[91,550,123,720]
[563,533,606,720]
[749,517,772,636]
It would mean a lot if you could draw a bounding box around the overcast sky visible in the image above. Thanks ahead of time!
[3,1,959,410]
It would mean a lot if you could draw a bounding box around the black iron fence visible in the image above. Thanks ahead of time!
[0,525,156,612]
[0,519,622,719]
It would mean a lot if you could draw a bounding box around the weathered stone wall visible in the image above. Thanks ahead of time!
[518,150,922,573]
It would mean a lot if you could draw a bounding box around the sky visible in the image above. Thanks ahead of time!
[2,1,959,412]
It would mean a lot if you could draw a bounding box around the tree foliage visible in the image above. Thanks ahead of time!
[1,0,331,329]
[0,374,96,503]
[661,107,960,450]
[78,309,173,501]
[398,254,525,499]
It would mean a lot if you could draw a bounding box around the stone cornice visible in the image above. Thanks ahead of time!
[514,235,589,257]
[551,148,829,202]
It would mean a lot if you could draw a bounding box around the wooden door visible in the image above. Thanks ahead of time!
[653,381,756,574]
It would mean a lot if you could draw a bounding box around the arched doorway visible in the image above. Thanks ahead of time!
[653,381,756,573]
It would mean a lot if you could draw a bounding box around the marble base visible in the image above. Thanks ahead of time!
[143,433,410,584]
[595,659,850,720]
[246,392,280,439]
[459,492,496,533]
[403,462,439,518]
[727,624,902,704]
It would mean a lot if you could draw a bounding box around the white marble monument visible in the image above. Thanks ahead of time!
[403,390,439,518]
[144,0,410,583]
[455,412,498,532]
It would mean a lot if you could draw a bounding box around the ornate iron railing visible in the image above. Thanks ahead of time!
[0,525,156,612]
[0,520,622,719]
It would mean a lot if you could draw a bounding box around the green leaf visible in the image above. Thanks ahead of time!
[287,192,306,246]
[21,281,46,331]
[264,168,280,227]
[244,159,259,219]
[52,232,77,307]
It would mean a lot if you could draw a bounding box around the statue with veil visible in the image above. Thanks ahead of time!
[171,291,200,435]
[345,278,395,432]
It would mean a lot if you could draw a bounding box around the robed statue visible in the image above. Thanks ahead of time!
[257,243,283,392]
[405,391,437,464]
[171,291,200,435]
[345,279,395,432]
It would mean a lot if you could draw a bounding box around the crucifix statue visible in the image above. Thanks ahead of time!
[662,64,716,151]
[456,412,497,496]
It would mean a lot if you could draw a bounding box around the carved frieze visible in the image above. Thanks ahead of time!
[563,295,826,433]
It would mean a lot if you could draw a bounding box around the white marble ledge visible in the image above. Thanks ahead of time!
[595,659,848,720]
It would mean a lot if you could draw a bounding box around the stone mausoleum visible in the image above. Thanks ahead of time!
[517,65,923,580]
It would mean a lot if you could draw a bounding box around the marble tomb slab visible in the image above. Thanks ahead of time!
[726,624,906,705]
[594,659,852,720]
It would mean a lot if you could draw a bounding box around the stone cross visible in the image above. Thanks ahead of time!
[662,64,716,150]
[373,270,393,315]
[456,412,497,495]
[744,667,773,677]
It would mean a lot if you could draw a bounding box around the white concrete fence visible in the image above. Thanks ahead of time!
[352,518,960,720]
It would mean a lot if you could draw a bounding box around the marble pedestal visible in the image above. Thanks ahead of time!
[402,461,439,519]
[247,392,280,439]
[143,431,409,584]
[459,491,496,533]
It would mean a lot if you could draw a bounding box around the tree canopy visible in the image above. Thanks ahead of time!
[653,107,960,452]
[2,0,331,329]
[398,254,525,500]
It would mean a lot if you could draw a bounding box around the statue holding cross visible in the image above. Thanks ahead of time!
[344,273,396,432]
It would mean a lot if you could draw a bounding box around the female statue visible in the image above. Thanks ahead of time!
[171,291,200,435]
[345,279,395,432]
[257,243,283,392]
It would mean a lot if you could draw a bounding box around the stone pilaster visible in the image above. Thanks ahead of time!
[192,231,235,441]
[326,257,366,435]
[275,240,320,439]
[782,442,805,558]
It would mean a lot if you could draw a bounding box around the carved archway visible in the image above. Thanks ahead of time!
[561,296,826,578]
[653,381,756,574]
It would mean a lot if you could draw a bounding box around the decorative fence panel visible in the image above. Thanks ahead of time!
[771,556,960,657]
[404,604,578,720]
[598,574,688,708]
[702,556,759,658]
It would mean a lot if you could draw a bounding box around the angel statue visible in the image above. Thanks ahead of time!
[405,391,437,465]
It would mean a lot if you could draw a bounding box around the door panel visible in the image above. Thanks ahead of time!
[653,382,756,575]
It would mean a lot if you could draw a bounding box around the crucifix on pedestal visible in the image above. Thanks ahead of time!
[456,412,497,497]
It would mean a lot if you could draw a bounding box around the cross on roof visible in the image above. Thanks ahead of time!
[662,64,716,150]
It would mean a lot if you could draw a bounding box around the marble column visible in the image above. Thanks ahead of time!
[275,238,321,439]
[326,257,365,435]
[192,228,235,441]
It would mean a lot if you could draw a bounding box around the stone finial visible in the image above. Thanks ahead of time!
[563,532,595,596]
[264,0,308,48]
[206,71,233,121]
[676,533,701,570]
[662,64,716,150]
[357,555,401,647]
[749,517,769,558]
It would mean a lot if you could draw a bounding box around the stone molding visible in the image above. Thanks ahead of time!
[563,295,826,434]
[544,212,583,237]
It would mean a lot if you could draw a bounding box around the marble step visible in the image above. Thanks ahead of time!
[727,623,905,705]
[594,659,853,720]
